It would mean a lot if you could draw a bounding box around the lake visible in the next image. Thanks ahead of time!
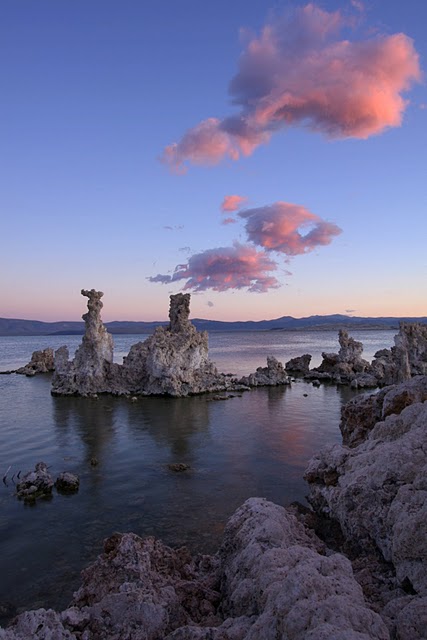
[0,329,396,621]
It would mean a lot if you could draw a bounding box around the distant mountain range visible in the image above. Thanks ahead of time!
[0,314,426,336]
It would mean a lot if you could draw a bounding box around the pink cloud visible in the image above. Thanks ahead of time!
[221,217,237,225]
[221,194,248,212]
[162,4,421,171]
[239,201,342,255]
[149,242,280,292]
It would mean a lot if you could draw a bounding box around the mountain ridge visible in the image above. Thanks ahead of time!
[0,314,426,336]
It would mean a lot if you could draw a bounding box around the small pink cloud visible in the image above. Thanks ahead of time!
[239,201,342,255]
[221,194,248,212]
[162,4,421,172]
[149,242,280,292]
[222,217,237,225]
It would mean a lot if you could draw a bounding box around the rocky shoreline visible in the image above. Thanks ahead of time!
[1,374,426,639]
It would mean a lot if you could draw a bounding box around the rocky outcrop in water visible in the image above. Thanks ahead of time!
[305,375,427,638]
[16,462,54,501]
[15,348,55,376]
[52,290,114,396]
[285,353,312,375]
[306,329,376,387]
[52,291,250,397]
[0,498,388,640]
[301,323,427,389]
[239,356,290,387]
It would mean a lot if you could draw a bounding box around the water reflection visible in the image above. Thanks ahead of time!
[54,396,116,469]
[125,395,211,460]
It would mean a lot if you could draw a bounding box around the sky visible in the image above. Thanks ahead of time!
[0,0,426,322]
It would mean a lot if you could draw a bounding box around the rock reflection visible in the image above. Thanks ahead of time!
[53,396,117,468]
[125,395,211,460]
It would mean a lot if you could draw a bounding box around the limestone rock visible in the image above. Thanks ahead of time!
[305,378,427,599]
[238,356,290,387]
[371,322,427,386]
[16,462,54,501]
[16,348,55,376]
[285,353,312,375]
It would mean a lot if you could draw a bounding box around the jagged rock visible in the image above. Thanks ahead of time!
[120,294,230,397]
[52,290,114,396]
[16,462,54,501]
[51,290,282,398]
[55,472,80,493]
[312,330,371,386]
[305,377,427,605]
[238,356,290,387]
[15,348,55,376]
[340,376,427,447]
[371,322,427,386]
[285,353,312,375]
[1,499,388,640]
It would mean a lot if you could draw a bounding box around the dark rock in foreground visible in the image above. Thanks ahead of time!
[0,499,388,640]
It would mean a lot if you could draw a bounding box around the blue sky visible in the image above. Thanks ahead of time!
[1,0,426,321]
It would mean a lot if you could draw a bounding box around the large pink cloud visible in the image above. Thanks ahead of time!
[239,201,342,255]
[221,194,248,212]
[149,242,280,292]
[162,3,421,172]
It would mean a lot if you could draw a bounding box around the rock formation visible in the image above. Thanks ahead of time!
[15,348,55,376]
[302,323,427,389]
[52,290,114,396]
[285,353,312,375]
[0,498,388,640]
[16,462,54,502]
[239,356,290,387]
[371,322,427,385]
[51,290,290,397]
[305,375,427,638]
[306,329,376,387]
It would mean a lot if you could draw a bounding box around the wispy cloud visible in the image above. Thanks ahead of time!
[148,242,280,292]
[239,201,342,255]
[162,4,421,172]
[163,225,184,231]
[221,194,248,212]
[221,217,238,225]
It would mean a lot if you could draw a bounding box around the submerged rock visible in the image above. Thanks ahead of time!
[55,472,80,494]
[16,462,54,501]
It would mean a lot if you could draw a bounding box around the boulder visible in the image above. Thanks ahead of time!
[55,472,80,493]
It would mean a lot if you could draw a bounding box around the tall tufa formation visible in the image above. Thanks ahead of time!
[52,290,114,396]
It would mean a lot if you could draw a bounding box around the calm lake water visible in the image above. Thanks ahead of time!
[0,329,396,620]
